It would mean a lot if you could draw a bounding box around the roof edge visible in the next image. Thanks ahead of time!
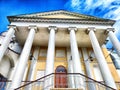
[7,16,115,26]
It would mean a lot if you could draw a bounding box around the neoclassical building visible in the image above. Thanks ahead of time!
[0,10,120,90]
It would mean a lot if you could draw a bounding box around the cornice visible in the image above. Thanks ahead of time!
[19,10,100,20]
[7,10,115,22]
[8,16,115,25]
[35,11,109,21]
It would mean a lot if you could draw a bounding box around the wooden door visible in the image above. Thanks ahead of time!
[55,65,68,88]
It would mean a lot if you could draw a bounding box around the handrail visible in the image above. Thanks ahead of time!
[14,73,116,90]
[15,73,53,90]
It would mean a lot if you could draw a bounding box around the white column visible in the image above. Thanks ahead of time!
[87,27,117,89]
[26,47,39,90]
[66,48,75,88]
[27,47,39,81]
[0,25,16,63]
[81,48,96,90]
[9,26,37,90]
[68,27,83,88]
[105,28,120,57]
[44,26,57,90]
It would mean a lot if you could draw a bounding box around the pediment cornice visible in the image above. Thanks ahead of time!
[7,10,115,25]
[8,16,115,25]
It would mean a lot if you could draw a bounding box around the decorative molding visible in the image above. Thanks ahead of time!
[68,27,77,33]
[104,28,115,35]
[48,26,57,33]
[8,17,115,25]
[7,25,17,31]
[11,10,113,22]
[86,27,96,34]
[28,25,38,33]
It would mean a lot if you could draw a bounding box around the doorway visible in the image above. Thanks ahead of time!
[55,65,68,88]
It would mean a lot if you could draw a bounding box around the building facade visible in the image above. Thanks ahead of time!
[0,10,120,90]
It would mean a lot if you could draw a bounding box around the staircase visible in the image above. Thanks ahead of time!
[14,73,116,90]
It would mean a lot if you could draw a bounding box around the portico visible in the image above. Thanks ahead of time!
[7,26,117,90]
[0,10,120,90]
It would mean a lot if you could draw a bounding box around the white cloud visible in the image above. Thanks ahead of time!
[71,0,80,8]
[113,8,120,20]
[113,21,120,37]
[85,0,93,6]
[69,0,120,20]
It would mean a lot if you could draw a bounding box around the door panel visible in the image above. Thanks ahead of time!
[55,65,68,88]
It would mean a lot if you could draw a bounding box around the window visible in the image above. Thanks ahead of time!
[56,50,65,58]
[39,49,47,57]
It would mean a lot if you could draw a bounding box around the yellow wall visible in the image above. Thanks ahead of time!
[26,46,120,89]
[31,47,120,80]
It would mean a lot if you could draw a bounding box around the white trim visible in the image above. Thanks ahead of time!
[11,22,112,29]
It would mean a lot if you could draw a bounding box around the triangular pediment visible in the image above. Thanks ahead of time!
[34,14,81,19]
[15,10,105,20]
[8,10,115,25]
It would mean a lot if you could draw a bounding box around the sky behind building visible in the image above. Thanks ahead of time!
[0,0,120,48]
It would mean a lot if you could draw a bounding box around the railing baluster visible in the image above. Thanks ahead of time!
[0,73,117,90]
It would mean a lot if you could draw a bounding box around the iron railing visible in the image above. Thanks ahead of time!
[1,73,119,90]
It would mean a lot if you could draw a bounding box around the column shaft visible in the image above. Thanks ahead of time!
[10,27,36,89]
[26,47,39,90]
[88,29,117,89]
[108,30,120,56]
[0,26,15,63]
[69,28,83,88]
[82,48,96,90]
[66,48,75,88]
[44,26,56,90]
[27,47,39,81]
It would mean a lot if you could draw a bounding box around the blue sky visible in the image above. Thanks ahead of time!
[0,0,120,48]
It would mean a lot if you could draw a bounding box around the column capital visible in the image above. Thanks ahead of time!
[7,25,17,31]
[104,28,115,34]
[48,26,57,33]
[28,25,38,33]
[68,27,77,33]
[86,27,96,34]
